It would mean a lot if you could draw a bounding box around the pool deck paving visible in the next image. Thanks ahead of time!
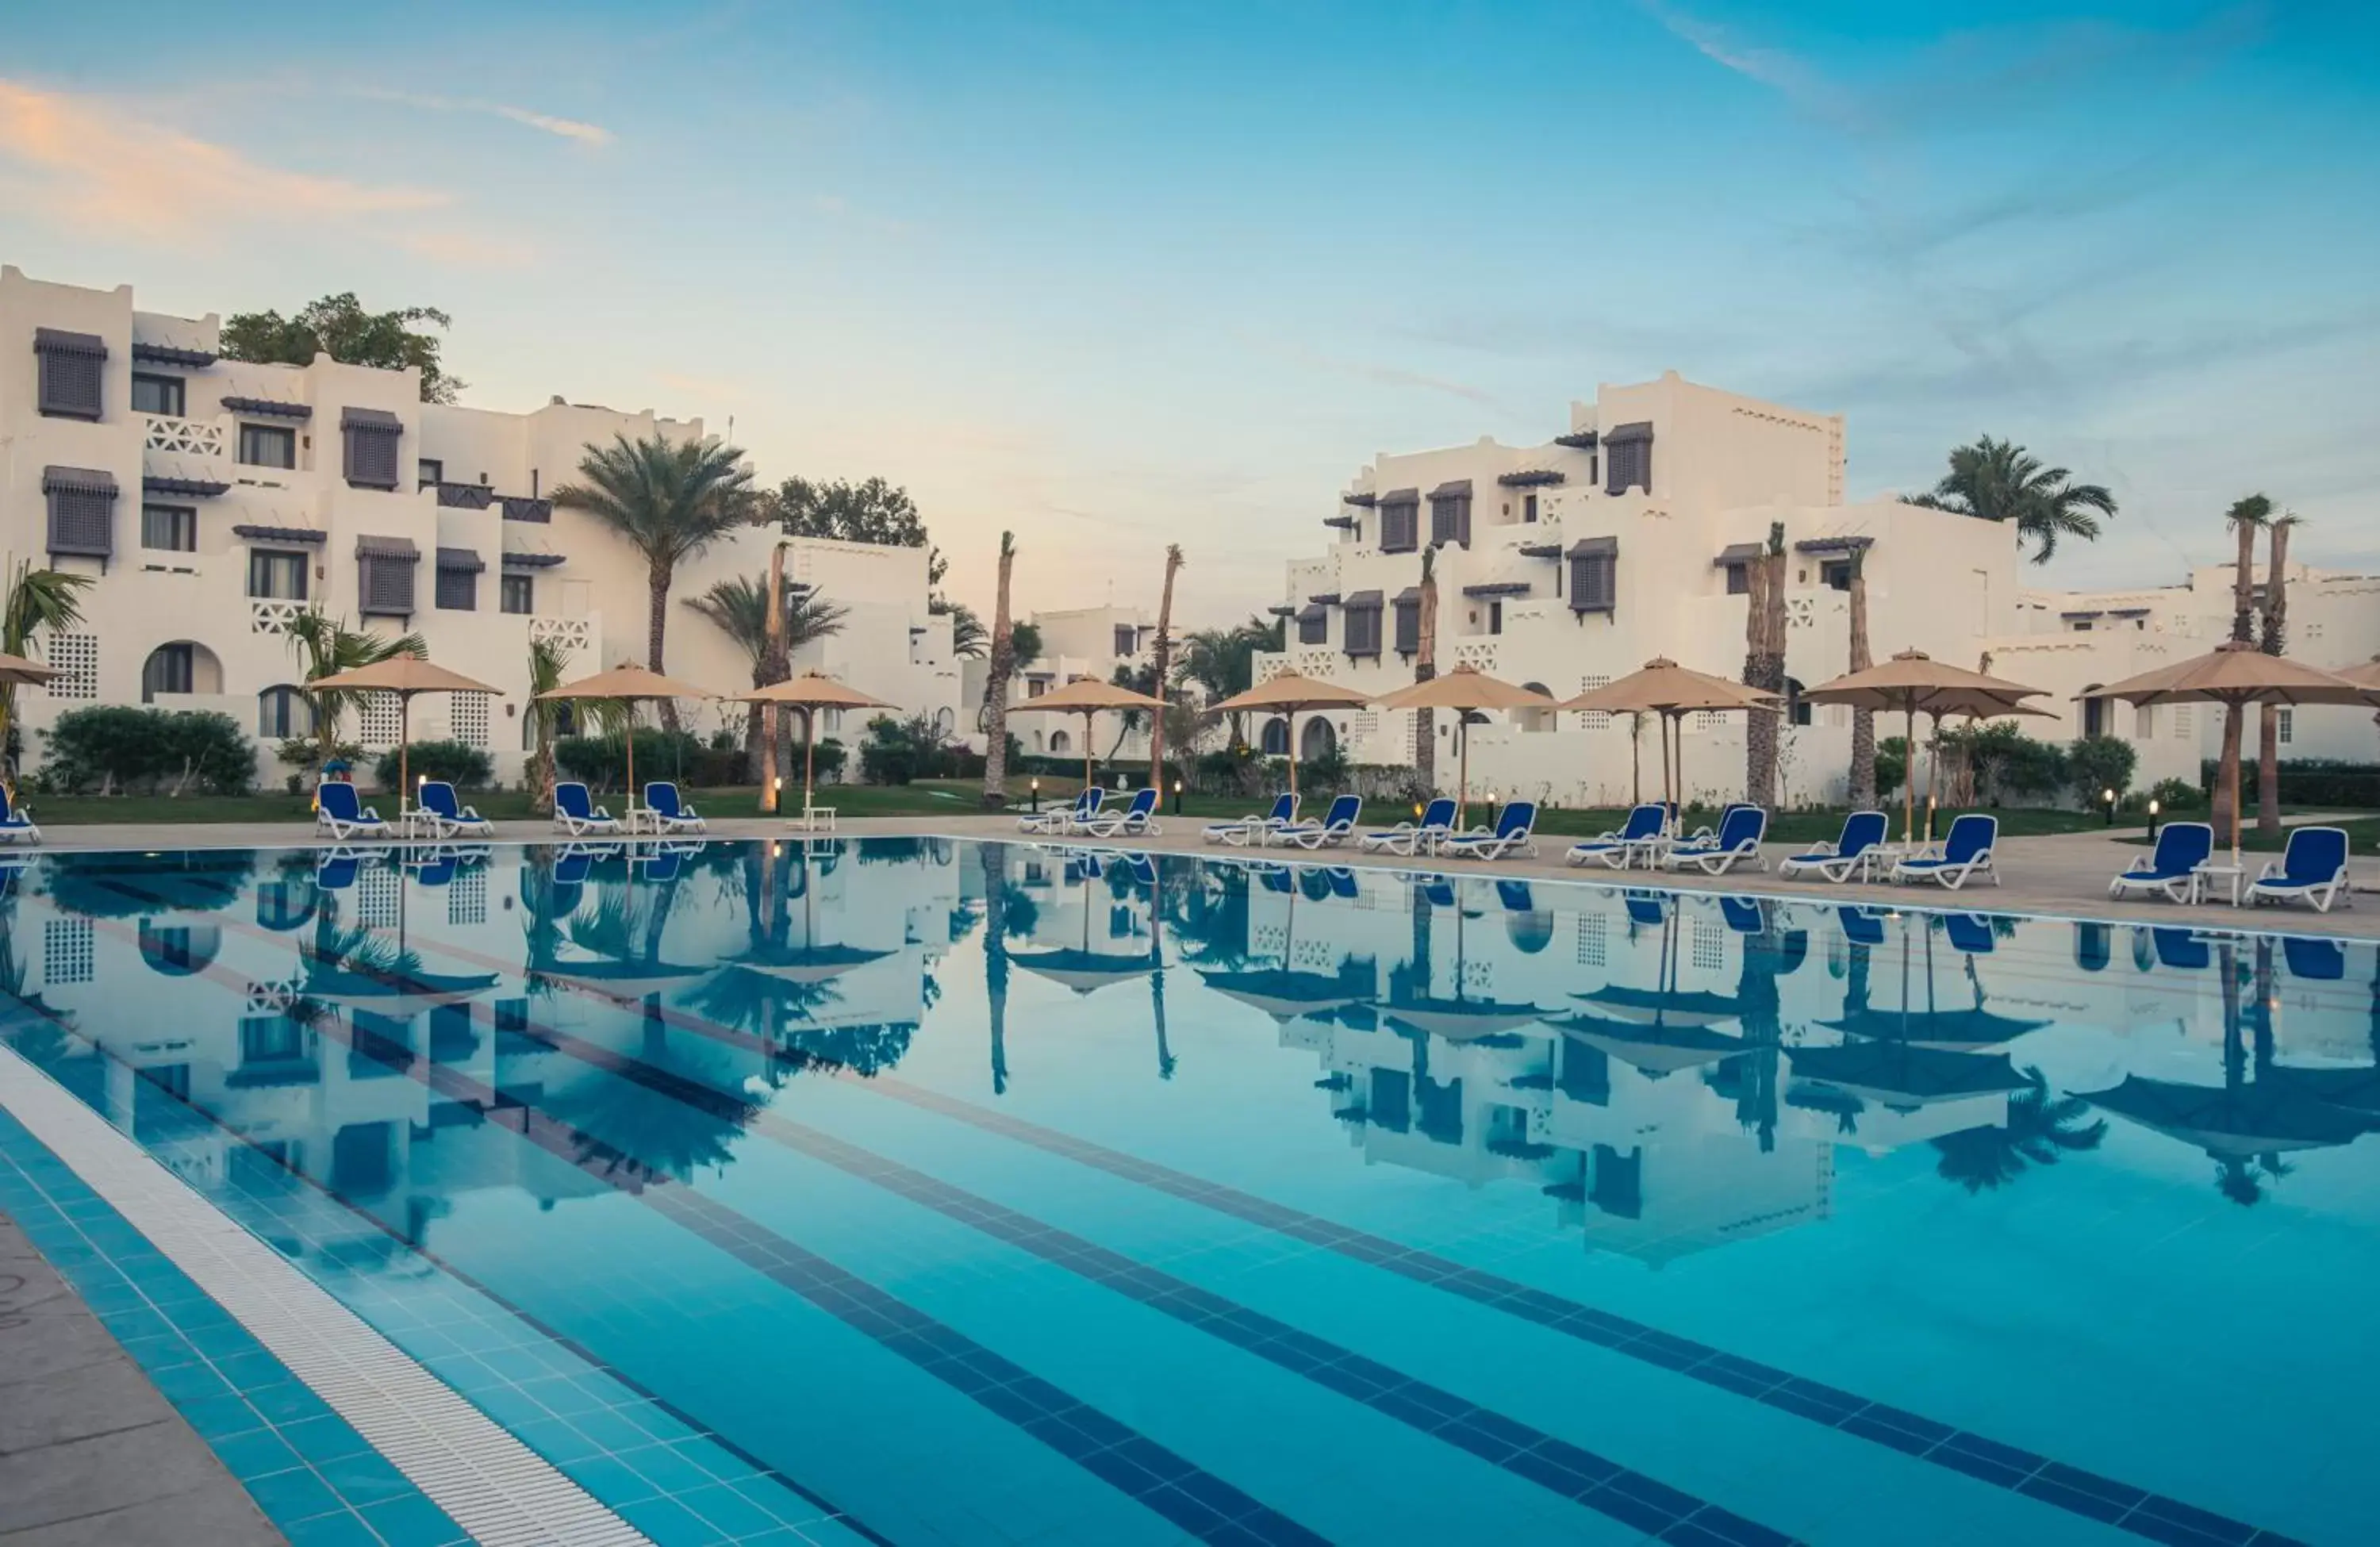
[0,1211,282,1547]
[14,811,2379,938]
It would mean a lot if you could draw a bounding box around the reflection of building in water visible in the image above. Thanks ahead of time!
[7,841,957,1266]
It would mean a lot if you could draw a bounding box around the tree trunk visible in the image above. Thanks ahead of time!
[1743,524,1786,808]
[981,534,1017,809]
[2258,518,2293,839]
[743,678,766,781]
[647,566,678,731]
[1149,545,1182,795]
[1846,547,1875,810]
[2213,516,2259,835]
[1415,549,1439,790]
[758,541,786,793]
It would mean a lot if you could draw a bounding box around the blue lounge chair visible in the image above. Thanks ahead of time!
[2151,927,2209,972]
[1081,787,1161,838]
[315,851,361,890]
[0,785,37,845]
[1568,804,1666,869]
[1661,805,1768,875]
[643,782,706,835]
[1624,891,1668,927]
[2247,826,2351,913]
[1497,879,1535,913]
[1720,895,1764,934]
[315,781,390,841]
[1892,814,1998,890]
[1778,810,1889,883]
[1444,800,1538,861]
[1943,913,1996,955]
[2109,821,2213,904]
[417,781,493,839]
[1205,793,1298,846]
[553,781,620,837]
[2285,936,2345,981]
[1274,794,1361,850]
[1838,904,1887,946]
[1326,867,1361,900]
[1361,797,1456,855]
[1019,787,1099,835]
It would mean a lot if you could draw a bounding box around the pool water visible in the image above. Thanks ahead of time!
[0,837,2371,1547]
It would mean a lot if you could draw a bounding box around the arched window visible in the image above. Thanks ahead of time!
[259,685,315,739]
[933,707,955,737]
[2075,921,2110,973]
[141,641,223,703]
[1519,681,1554,734]
[1050,729,1071,754]
[1786,676,1811,727]
[1299,717,1336,761]
[138,921,221,977]
[1261,716,1291,756]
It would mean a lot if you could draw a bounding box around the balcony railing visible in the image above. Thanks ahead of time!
[251,600,307,635]
[143,413,228,458]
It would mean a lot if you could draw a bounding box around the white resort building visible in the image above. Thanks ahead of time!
[1,267,959,789]
[963,603,1161,763]
[1254,370,2380,807]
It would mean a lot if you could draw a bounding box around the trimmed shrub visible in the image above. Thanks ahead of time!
[2067,735,2138,804]
[2200,758,2380,808]
[40,706,255,795]
[372,739,493,791]
[2145,776,2203,812]
[555,729,746,792]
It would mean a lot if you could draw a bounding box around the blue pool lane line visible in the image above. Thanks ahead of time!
[71,893,1331,1547]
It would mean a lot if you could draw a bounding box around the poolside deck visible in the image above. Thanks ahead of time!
[12,812,2380,938]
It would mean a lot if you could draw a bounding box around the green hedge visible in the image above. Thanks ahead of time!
[556,729,747,792]
[2199,758,2380,808]
[371,739,493,790]
[37,706,255,796]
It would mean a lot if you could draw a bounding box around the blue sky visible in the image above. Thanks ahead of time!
[3,1,2374,622]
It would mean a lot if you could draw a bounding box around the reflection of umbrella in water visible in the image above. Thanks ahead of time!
[540,957,711,1000]
[729,941,892,985]
[1571,983,1741,1028]
[1381,873,1541,1042]
[1788,1042,2031,1110]
[1555,1012,1747,1075]
[2081,1075,2374,1159]
[1198,860,1369,1021]
[1820,1004,2049,1052]
[1013,855,1151,996]
[299,954,499,1015]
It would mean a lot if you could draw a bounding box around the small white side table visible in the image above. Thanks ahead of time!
[798,804,837,832]
[2193,862,2245,906]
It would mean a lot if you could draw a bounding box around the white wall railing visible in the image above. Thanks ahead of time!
[528,615,593,661]
[251,600,307,635]
[143,413,228,458]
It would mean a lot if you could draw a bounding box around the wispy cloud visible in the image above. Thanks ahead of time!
[401,229,538,270]
[0,78,444,240]
[359,88,615,147]
[1635,0,1859,130]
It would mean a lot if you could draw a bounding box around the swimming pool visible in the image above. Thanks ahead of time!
[0,837,2369,1546]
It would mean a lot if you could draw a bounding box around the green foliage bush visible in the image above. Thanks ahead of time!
[371,739,493,790]
[40,706,255,795]
[2198,758,2380,808]
[2144,776,2203,812]
[2067,735,2138,804]
[555,728,746,791]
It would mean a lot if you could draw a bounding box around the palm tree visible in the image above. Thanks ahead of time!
[0,562,92,778]
[1415,547,1439,790]
[946,603,988,659]
[1909,436,2117,564]
[1845,544,1876,809]
[981,532,1017,810]
[283,609,424,785]
[1103,662,1160,760]
[1744,523,1786,808]
[2213,495,2272,837]
[683,574,849,776]
[550,432,754,730]
[1930,1067,2107,1192]
[1149,544,1184,794]
[2258,513,2299,841]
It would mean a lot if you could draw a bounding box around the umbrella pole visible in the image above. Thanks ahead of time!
[1287,709,1298,801]
[1083,710,1094,794]
[1458,718,1471,830]
[625,701,637,828]
[2228,696,2244,871]
[1675,712,1687,815]
[1630,714,1642,805]
[1925,711,1941,843]
[1903,703,1917,845]
[398,695,411,826]
[803,707,816,814]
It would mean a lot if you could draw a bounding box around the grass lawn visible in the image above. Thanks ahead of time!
[2118,814,2380,852]
[21,780,1000,826]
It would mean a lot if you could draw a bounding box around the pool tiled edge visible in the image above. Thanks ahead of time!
[0,1039,648,1547]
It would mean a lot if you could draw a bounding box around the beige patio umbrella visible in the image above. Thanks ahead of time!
[738,671,895,814]
[1207,670,1370,800]
[1799,650,2048,843]
[1557,658,1779,812]
[308,655,504,808]
[2082,641,2375,870]
[1374,664,1555,828]
[537,662,716,825]
[1008,676,1170,793]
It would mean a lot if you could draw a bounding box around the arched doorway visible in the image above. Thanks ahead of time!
[138,920,221,976]
[1299,716,1336,762]
[1786,675,1811,727]
[2082,685,2106,739]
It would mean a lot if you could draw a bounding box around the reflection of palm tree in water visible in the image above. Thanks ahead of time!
[1731,911,1783,1152]
[1166,864,1252,970]
[2214,939,2290,1206]
[982,843,1012,1096]
[1147,862,1175,1080]
[1931,1067,2106,1192]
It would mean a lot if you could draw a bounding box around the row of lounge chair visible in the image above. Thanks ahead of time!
[2110,820,2354,912]
[314,780,709,842]
[1182,793,1545,861]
